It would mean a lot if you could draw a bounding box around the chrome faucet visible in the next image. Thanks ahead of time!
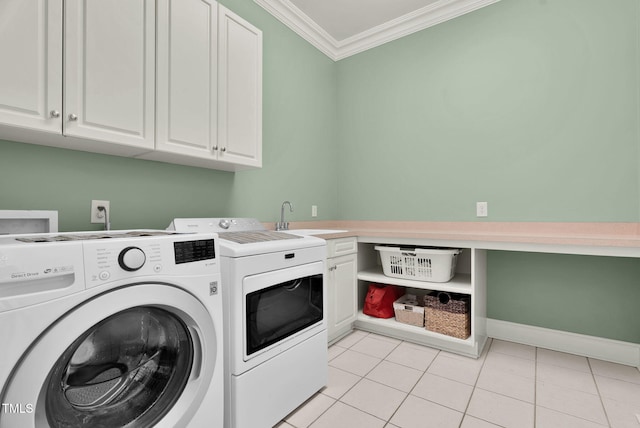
[276,201,293,231]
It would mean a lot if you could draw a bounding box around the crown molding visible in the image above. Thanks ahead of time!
[254,0,502,61]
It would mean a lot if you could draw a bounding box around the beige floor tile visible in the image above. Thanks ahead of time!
[365,360,423,393]
[590,358,640,384]
[323,366,361,399]
[489,339,536,360]
[327,344,347,361]
[340,378,407,421]
[329,349,381,377]
[459,415,503,428]
[475,364,535,403]
[334,330,369,349]
[284,393,335,428]
[466,388,534,428]
[411,372,474,412]
[536,361,598,394]
[309,401,386,428]
[384,341,439,371]
[427,352,483,386]
[602,397,640,428]
[390,394,463,428]
[536,347,591,372]
[482,351,535,379]
[366,332,403,345]
[535,406,608,428]
[286,331,640,428]
[595,375,640,405]
[350,335,400,359]
[536,381,608,425]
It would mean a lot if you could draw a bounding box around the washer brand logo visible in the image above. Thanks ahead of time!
[1,403,34,414]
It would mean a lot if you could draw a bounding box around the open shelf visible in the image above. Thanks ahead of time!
[355,242,487,358]
[356,310,474,345]
[357,267,472,295]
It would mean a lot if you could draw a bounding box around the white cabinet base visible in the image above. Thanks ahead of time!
[326,238,358,343]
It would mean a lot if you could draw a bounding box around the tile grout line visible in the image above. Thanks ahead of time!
[319,331,404,426]
[534,345,537,428]
[382,339,442,427]
[588,357,613,428]
[457,337,494,428]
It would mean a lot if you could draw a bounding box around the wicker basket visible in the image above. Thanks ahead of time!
[393,294,425,327]
[424,292,470,339]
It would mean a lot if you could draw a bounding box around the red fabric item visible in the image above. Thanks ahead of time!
[363,283,404,318]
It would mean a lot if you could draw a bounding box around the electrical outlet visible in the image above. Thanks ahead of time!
[90,200,110,224]
[311,205,318,217]
[476,201,488,217]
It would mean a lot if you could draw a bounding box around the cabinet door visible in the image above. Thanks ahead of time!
[64,0,154,149]
[0,0,62,133]
[328,253,358,341]
[217,6,262,168]
[156,0,218,159]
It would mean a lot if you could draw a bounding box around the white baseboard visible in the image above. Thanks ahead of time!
[487,318,640,367]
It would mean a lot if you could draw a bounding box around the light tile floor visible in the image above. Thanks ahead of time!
[276,330,640,428]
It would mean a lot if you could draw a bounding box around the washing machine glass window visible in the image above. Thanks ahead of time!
[43,306,193,427]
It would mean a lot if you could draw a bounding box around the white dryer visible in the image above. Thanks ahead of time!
[0,231,223,428]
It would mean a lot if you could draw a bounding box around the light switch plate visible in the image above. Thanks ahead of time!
[476,202,488,217]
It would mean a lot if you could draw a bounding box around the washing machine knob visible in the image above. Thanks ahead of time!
[118,246,146,271]
[218,219,231,229]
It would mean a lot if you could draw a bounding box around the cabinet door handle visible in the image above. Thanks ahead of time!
[50,110,60,118]
[329,266,337,271]
[220,147,226,152]
[212,146,218,151]
[68,114,78,121]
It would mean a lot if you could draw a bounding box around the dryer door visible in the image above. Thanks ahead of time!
[1,283,218,428]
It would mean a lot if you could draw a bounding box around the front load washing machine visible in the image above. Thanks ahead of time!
[0,230,223,428]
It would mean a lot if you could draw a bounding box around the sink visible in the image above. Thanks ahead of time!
[286,229,348,236]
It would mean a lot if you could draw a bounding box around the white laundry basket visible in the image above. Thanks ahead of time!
[375,246,461,283]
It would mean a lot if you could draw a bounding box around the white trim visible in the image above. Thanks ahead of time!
[254,0,501,61]
[487,318,640,367]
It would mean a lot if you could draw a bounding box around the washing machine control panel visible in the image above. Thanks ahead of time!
[82,235,219,288]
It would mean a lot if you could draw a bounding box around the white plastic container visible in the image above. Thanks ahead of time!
[393,294,425,327]
[375,246,461,283]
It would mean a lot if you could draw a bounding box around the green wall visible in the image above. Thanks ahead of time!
[488,251,640,343]
[1,0,638,343]
[334,0,640,344]
[336,0,639,222]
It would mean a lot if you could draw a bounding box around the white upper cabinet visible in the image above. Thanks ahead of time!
[218,6,263,169]
[154,0,218,160]
[0,0,154,155]
[64,0,155,150]
[147,2,263,171]
[0,0,261,171]
[0,0,62,133]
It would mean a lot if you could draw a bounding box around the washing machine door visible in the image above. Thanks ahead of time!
[1,283,218,428]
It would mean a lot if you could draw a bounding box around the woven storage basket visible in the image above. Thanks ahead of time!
[393,294,425,327]
[424,291,470,339]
